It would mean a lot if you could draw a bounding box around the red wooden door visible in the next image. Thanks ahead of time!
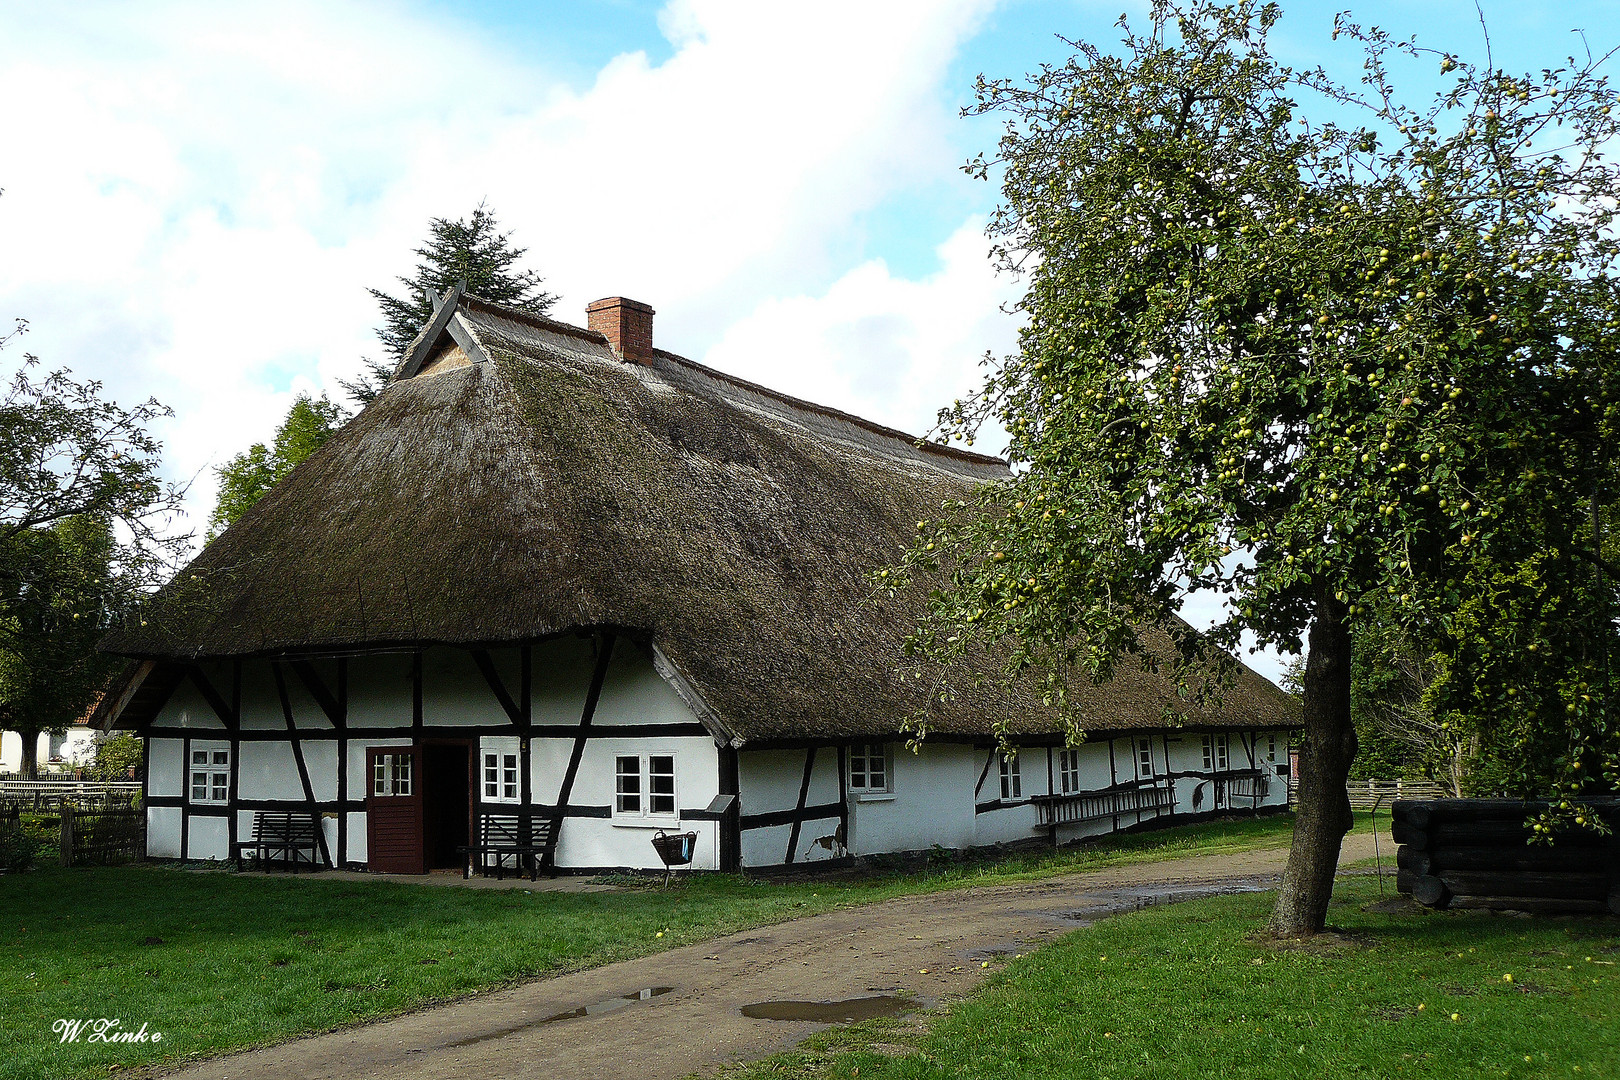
[366,746,425,874]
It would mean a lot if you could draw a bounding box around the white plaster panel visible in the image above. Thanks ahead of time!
[528,737,573,804]
[146,738,184,798]
[238,663,284,730]
[740,822,794,870]
[849,742,977,855]
[186,814,229,861]
[238,742,303,802]
[422,647,509,727]
[739,748,825,815]
[593,644,700,728]
[146,806,181,858]
[345,653,413,728]
[531,636,595,727]
[346,812,368,865]
[554,816,719,872]
[150,679,225,730]
[302,741,339,802]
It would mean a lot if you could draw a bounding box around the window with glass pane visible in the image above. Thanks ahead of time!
[849,744,887,793]
[1215,735,1229,770]
[649,756,676,815]
[1137,739,1154,779]
[1202,735,1214,770]
[616,756,641,813]
[189,744,230,804]
[373,753,412,796]
[1059,749,1080,794]
[999,753,1021,799]
[1267,734,1277,762]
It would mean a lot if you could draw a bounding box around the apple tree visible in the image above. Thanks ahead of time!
[893,1,1620,936]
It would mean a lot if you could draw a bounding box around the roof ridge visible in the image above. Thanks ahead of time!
[458,292,1008,471]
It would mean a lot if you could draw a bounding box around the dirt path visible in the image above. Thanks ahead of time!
[158,832,1381,1080]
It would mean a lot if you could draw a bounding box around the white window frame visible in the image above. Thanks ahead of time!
[372,751,413,797]
[189,741,230,805]
[1136,738,1155,780]
[999,751,1022,800]
[848,743,891,794]
[1201,735,1214,771]
[1267,734,1278,763]
[1059,748,1081,794]
[613,752,678,824]
[1215,734,1230,771]
[480,736,521,804]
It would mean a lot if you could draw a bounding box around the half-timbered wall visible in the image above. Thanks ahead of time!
[140,635,727,872]
[138,637,1289,871]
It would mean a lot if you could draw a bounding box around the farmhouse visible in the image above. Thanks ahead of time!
[93,290,1297,873]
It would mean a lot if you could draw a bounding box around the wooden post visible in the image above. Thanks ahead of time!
[59,804,74,868]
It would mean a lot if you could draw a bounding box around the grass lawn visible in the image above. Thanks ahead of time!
[0,812,1316,1080]
[723,876,1620,1080]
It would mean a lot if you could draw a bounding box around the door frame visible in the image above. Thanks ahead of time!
[365,744,425,874]
[421,737,477,868]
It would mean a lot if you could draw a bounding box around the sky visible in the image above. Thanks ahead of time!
[1,0,1615,685]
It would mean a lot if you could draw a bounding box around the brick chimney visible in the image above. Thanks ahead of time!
[586,297,655,364]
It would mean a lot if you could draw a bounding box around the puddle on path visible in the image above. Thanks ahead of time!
[741,996,915,1023]
[1045,881,1271,926]
[434,987,676,1050]
[542,986,675,1024]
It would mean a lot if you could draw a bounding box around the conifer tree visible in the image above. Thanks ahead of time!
[341,203,556,406]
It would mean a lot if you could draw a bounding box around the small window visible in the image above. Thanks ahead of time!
[372,752,412,797]
[999,752,1022,800]
[849,743,890,793]
[1215,734,1230,771]
[1267,734,1278,763]
[189,744,230,805]
[1136,738,1154,780]
[615,754,677,820]
[1059,748,1080,794]
[1201,735,1213,771]
[483,751,519,802]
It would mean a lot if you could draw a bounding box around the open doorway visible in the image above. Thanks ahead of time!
[422,742,471,871]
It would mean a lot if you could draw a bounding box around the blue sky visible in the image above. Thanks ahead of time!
[1,0,1614,683]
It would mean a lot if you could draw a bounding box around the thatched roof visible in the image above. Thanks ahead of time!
[101,293,1298,742]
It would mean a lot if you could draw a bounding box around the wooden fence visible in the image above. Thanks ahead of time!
[0,779,141,812]
[1287,775,1449,809]
[56,805,146,867]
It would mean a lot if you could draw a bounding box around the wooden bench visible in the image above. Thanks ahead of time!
[458,814,554,881]
[234,811,322,872]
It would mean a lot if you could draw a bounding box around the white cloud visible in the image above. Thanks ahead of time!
[700,217,1020,440]
[0,0,1000,532]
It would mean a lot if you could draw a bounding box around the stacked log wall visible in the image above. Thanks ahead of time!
[1391,799,1620,916]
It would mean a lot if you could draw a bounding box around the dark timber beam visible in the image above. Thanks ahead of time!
[783,747,817,864]
[291,661,345,730]
[272,663,333,868]
[471,649,524,728]
[544,633,616,870]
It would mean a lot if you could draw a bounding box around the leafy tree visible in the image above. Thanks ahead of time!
[0,327,184,779]
[0,515,124,779]
[207,393,344,540]
[893,1,1620,935]
[340,203,557,406]
[88,729,143,781]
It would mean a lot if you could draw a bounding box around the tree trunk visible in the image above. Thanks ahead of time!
[16,726,41,781]
[1269,593,1357,937]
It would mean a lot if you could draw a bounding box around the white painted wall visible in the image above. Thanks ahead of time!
[847,742,978,855]
[147,806,181,858]
[0,728,96,772]
[147,738,184,798]
[186,814,229,860]
[737,747,843,865]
